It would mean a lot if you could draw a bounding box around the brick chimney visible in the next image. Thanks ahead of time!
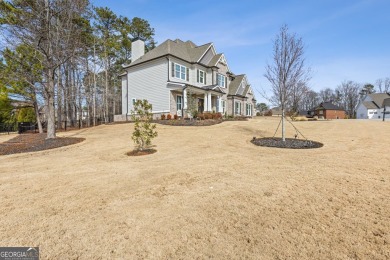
[131,38,145,62]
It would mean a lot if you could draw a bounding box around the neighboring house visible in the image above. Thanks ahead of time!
[117,38,256,120]
[314,102,345,119]
[271,107,282,116]
[356,93,390,119]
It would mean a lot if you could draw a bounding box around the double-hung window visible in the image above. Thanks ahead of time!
[176,95,182,111]
[217,74,226,88]
[172,62,188,81]
[222,100,226,113]
[246,104,252,116]
[175,64,186,80]
[197,69,206,84]
[235,101,241,115]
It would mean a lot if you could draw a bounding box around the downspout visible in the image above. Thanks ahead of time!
[166,56,170,82]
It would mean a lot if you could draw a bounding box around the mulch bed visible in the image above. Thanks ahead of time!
[0,133,85,155]
[251,137,323,149]
[126,148,157,156]
[222,117,249,121]
[155,119,223,126]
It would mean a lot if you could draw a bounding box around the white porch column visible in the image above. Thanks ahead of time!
[218,96,222,113]
[204,93,208,111]
[207,92,212,112]
[183,88,187,109]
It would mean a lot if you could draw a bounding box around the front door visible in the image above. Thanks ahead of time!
[198,98,204,113]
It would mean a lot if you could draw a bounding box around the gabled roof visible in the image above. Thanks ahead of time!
[367,93,390,108]
[207,53,222,67]
[316,102,344,111]
[362,101,379,109]
[202,84,225,93]
[228,74,245,95]
[227,74,253,97]
[124,39,212,68]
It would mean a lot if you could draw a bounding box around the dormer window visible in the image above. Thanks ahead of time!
[197,69,206,84]
[217,73,226,88]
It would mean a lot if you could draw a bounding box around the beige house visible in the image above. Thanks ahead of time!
[117,38,256,120]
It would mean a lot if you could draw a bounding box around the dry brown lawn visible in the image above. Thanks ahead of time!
[0,117,389,259]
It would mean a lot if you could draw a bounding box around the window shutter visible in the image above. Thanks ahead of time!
[205,72,207,85]
[197,69,199,83]
[225,76,227,88]
[171,62,174,77]
[186,68,189,81]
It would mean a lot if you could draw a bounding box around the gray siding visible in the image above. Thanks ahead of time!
[170,57,212,88]
[126,57,169,112]
[199,47,214,65]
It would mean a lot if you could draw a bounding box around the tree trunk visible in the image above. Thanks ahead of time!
[93,42,97,126]
[104,46,109,123]
[46,69,56,139]
[57,66,62,130]
[282,108,285,142]
[33,100,43,134]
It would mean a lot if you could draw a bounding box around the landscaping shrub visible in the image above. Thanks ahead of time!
[130,99,158,151]
[214,112,222,119]
[197,113,205,120]
[167,114,172,120]
[161,114,166,120]
[204,113,212,120]
[256,112,261,116]
[174,114,178,120]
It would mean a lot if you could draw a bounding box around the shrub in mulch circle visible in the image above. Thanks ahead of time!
[251,137,323,149]
[126,148,157,156]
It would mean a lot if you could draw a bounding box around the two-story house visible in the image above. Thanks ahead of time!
[116,38,256,120]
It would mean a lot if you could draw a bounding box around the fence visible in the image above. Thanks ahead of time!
[0,123,18,135]
[0,116,114,135]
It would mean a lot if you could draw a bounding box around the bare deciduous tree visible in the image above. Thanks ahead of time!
[264,24,310,141]
[336,81,360,118]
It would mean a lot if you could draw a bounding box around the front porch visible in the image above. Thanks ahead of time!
[168,82,225,118]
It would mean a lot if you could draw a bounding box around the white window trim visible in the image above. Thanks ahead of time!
[235,101,241,115]
[198,70,205,84]
[174,63,187,80]
[246,103,252,116]
[176,95,182,111]
[217,73,226,88]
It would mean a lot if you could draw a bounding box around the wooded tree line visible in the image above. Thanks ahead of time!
[284,79,389,118]
[0,0,155,138]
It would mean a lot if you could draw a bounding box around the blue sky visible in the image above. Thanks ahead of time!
[92,0,390,103]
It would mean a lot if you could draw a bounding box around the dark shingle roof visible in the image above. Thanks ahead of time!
[316,102,344,111]
[124,39,212,68]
